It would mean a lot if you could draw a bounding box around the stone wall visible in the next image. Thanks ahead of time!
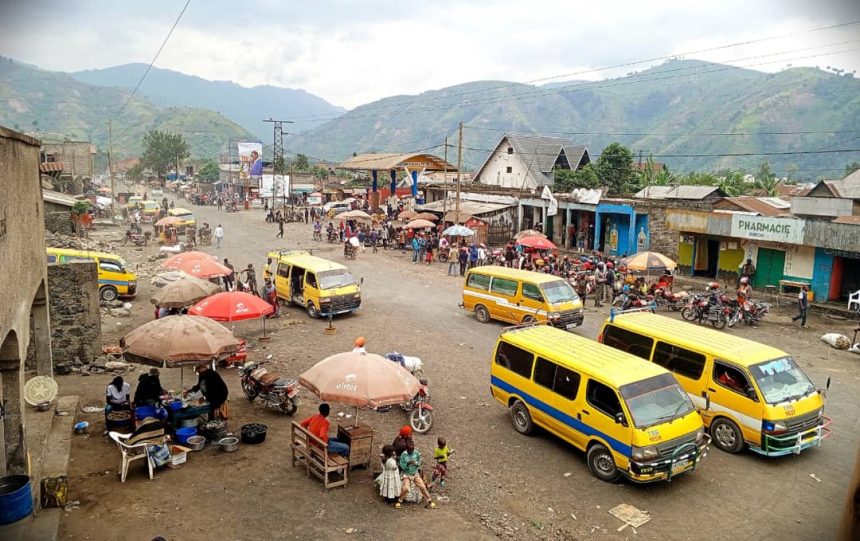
[46,261,101,369]
[633,199,718,261]
[44,201,73,235]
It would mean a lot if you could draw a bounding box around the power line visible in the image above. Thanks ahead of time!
[459,145,860,159]
[464,126,860,137]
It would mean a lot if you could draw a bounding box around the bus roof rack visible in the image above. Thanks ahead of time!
[501,320,549,333]
[609,303,657,323]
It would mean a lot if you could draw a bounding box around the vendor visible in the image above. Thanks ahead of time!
[185,363,229,420]
[134,368,165,406]
[105,376,131,412]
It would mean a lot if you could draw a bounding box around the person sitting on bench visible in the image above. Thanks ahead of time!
[300,403,350,457]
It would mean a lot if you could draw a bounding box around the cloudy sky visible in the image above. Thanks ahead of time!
[1,0,858,108]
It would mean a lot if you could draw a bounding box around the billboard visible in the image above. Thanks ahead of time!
[237,142,263,183]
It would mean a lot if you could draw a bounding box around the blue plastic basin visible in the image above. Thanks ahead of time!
[175,427,197,444]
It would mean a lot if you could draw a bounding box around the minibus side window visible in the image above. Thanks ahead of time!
[277,263,290,278]
[99,261,122,273]
[534,357,581,400]
[47,255,57,263]
[467,273,490,291]
[490,277,518,297]
[495,341,534,379]
[522,283,543,301]
[602,325,654,360]
[713,361,757,400]
[586,380,623,419]
[653,342,705,380]
[306,273,318,288]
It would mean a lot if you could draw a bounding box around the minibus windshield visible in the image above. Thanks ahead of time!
[319,269,357,290]
[749,357,814,404]
[541,281,579,304]
[620,373,694,428]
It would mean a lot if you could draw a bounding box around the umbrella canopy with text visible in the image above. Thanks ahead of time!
[189,291,273,322]
[339,210,373,221]
[155,216,183,227]
[299,351,420,408]
[623,251,677,273]
[162,250,219,270]
[517,236,557,250]
[150,274,221,308]
[121,315,241,368]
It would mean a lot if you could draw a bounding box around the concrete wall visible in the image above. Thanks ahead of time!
[43,201,73,234]
[475,140,537,190]
[0,126,52,476]
[43,141,94,179]
[46,262,101,369]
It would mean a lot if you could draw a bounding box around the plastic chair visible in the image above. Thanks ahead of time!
[848,290,860,311]
[109,430,154,482]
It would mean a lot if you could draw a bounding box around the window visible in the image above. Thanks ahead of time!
[467,273,491,291]
[602,325,654,360]
[507,147,513,155]
[99,261,122,273]
[653,342,706,380]
[47,255,57,263]
[713,361,756,399]
[490,277,518,296]
[534,357,581,400]
[277,264,291,278]
[495,341,534,379]
[586,379,623,418]
[522,283,543,301]
[506,166,513,174]
[306,273,318,288]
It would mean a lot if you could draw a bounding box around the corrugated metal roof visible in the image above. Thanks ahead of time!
[417,199,512,216]
[828,169,860,199]
[40,161,64,173]
[634,185,722,200]
[720,196,787,217]
[506,134,589,187]
[42,190,78,207]
[832,215,860,225]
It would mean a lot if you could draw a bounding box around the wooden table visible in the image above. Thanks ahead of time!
[337,423,374,472]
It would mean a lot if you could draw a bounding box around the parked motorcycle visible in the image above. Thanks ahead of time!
[681,291,727,329]
[728,301,770,327]
[121,229,151,246]
[403,379,434,434]
[652,287,688,312]
[384,352,424,377]
[239,358,299,415]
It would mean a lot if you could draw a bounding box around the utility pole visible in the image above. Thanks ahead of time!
[288,162,293,211]
[455,122,463,224]
[108,119,115,220]
[263,118,294,211]
[442,136,448,222]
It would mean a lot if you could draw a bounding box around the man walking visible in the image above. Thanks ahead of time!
[214,224,224,249]
[411,235,420,264]
[241,263,259,296]
[594,264,607,307]
[458,246,469,276]
[791,285,809,328]
[447,244,458,275]
[276,216,284,239]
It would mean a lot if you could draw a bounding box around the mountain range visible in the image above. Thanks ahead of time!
[285,59,860,180]
[72,63,345,141]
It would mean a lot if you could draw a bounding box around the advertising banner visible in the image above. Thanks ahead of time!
[237,142,263,183]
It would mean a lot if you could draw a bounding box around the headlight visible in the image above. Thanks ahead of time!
[695,427,704,442]
[548,312,560,320]
[762,420,787,434]
[632,445,659,461]
[320,297,332,304]
[353,294,360,299]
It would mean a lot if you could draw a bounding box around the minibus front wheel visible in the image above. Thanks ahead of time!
[510,401,534,435]
[710,417,745,453]
[587,444,622,483]
[100,286,118,302]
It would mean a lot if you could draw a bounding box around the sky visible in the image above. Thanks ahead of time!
[1,0,859,109]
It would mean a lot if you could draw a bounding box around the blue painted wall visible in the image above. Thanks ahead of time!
[634,214,650,253]
[811,248,835,302]
[595,203,636,257]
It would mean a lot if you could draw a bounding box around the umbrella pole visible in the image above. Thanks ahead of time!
[354,405,358,428]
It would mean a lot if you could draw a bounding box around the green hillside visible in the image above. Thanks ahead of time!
[287,60,860,180]
[0,57,254,162]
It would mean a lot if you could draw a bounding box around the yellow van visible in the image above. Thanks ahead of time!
[46,248,138,302]
[462,266,583,330]
[126,195,144,210]
[597,312,830,457]
[268,250,361,319]
[168,207,196,228]
[491,324,709,483]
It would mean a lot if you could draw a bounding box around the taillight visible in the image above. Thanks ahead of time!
[597,332,604,343]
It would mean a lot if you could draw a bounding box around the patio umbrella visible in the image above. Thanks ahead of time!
[299,351,420,425]
[397,210,416,221]
[155,216,183,227]
[517,236,557,250]
[161,250,219,270]
[150,275,221,308]
[623,251,677,273]
[151,270,189,288]
[405,219,436,229]
[443,224,475,237]
[515,229,547,240]
[411,212,439,221]
[188,291,273,322]
[339,210,373,221]
[174,258,232,279]
[121,315,241,368]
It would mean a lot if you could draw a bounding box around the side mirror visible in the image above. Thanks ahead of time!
[704,394,711,411]
[614,412,627,426]
[746,387,758,401]
[825,376,831,390]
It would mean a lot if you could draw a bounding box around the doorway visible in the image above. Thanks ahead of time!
[693,238,720,278]
[753,248,786,289]
[836,256,860,301]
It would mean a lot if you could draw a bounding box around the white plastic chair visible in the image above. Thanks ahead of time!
[109,430,154,482]
[848,290,860,311]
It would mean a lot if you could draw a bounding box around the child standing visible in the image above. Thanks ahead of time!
[431,437,454,487]
[376,445,402,504]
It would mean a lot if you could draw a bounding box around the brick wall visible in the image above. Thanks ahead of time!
[46,262,101,366]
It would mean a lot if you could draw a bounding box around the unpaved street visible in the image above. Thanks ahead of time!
[58,197,860,541]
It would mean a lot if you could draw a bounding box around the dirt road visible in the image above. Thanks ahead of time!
[58,197,860,541]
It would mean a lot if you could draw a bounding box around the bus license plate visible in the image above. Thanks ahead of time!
[566,323,579,330]
[671,459,690,473]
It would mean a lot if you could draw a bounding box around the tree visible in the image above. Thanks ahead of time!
[554,163,600,191]
[844,161,860,177]
[754,161,778,196]
[199,159,220,181]
[596,143,635,195]
[717,169,749,196]
[637,157,675,187]
[292,153,310,171]
[127,162,145,181]
[141,129,190,179]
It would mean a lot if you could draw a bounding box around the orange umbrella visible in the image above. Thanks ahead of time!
[405,219,436,229]
[411,212,439,221]
[189,291,273,322]
[174,258,232,278]
[517,236,557,250]
[162,251,219,270]
[155,216,183,227]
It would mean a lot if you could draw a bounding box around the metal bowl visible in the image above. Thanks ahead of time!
[219,436,239,452]
[36,402,52,412]
[186,435,206,451]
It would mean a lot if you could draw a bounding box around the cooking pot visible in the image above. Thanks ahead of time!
[219,436,239,452]
[186,435,205,451]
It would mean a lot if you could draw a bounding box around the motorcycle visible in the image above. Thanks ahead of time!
[239,357,300,415]
[327,230,338,243]
[681,291,727,329]
[313,229,323,241]
[651,286,688,312]
[344,242,357,260]
[384,352,424,377]
[121,229,151,246]
[728,301,770,327]
[378,353,433,433]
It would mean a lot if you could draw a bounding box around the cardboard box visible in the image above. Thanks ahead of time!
[171,444,191,466]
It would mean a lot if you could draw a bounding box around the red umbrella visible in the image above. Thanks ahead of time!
[189,291,273,322]
[175,258,232,279]
[162,251,219,270]
[517,236,557,250]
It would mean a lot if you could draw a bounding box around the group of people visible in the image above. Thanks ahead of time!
[377,426,453,509]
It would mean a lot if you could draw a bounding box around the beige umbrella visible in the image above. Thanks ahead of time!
[299,351,420,425]
[397,210,416,221]
[339,210,373,221]
[151,270,189,288]
[121,315,241,368]
[405,219,436,229]
[515,229,547,240]
[623,251,677,273]
[150,275,221,308]
[411,212,439,221]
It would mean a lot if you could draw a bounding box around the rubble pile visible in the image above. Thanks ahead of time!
[45,230,115,252]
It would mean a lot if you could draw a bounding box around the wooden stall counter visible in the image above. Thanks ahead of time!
[337,423,374,471]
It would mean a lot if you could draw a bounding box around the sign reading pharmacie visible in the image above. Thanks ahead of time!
[730,214,805,245]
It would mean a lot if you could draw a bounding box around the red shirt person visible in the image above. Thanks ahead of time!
[299,403,350,457]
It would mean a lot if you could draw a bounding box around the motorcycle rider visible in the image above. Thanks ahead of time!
[737,277,753,311]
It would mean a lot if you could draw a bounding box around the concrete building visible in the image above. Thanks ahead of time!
[791,169,860,220]
[0,126,53,476]
[42,190,76,235]
[473,134,590,190]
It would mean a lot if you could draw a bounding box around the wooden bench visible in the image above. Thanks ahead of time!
[291,422,349,489]
[778,279,809,295]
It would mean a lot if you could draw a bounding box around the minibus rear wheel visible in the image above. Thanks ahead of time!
[100,286,118,302]
[587,444,621,482]
[510,401,534,435]
[475,304,490,323]
[710,417,744,453]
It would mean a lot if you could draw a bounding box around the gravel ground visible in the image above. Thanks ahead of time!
[56,192,860,541]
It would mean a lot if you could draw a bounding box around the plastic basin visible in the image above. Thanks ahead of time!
[175,427,197,444]
[0,475,33,525]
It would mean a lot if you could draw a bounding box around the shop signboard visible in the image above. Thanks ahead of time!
[730,215,804,245]
[666,209,708,233]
